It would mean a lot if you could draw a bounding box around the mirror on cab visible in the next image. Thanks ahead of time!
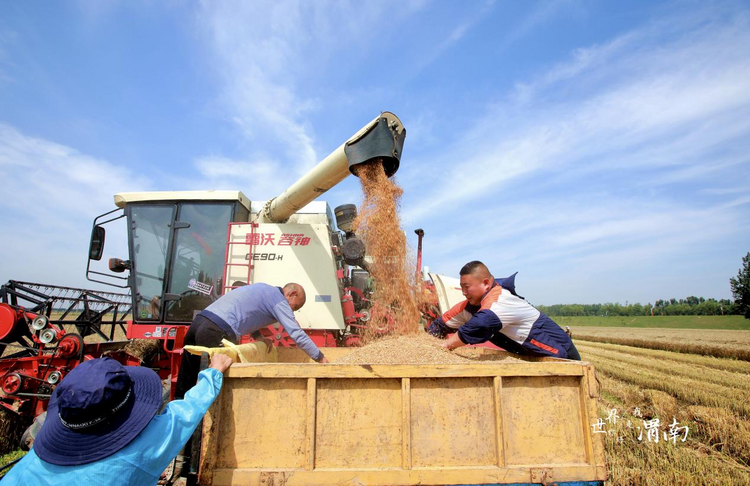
[89,225,106,261]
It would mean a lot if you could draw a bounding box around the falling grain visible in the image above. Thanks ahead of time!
[353,161,423,339]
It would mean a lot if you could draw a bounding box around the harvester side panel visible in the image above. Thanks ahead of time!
[225,223,346,331]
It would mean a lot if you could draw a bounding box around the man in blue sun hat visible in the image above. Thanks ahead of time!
[2,353,233,485]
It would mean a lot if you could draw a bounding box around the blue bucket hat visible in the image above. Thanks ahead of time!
[34,357,162,466]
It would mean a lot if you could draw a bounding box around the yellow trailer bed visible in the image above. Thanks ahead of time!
[198,348,606,485]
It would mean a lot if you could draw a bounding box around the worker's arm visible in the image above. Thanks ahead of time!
[272,301,327,363]
[426,317,454,338]
[441,310,502,350]
[427,300,473,338]
[136,354,233,477]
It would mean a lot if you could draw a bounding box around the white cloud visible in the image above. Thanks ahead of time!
[191,154,290,198]
[196,2,317,175]
[194,1,429,180]
[496,0,574,53]
[700,186,750,196]
[0,124,150,288]
[403,0,495,78]
[404,10,750,303]
[422,191,748,302]
[405,11,750,220]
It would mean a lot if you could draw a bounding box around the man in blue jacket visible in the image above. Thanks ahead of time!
[175,282,328,398]
[2,354,233,485]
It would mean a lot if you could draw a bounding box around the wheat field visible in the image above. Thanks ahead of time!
[572,327,750,361]
[575,333,750,485]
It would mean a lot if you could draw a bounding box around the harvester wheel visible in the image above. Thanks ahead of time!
[56,333,84,360]
[1,372,23,395]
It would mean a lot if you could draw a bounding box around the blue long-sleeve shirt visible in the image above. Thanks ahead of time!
[2,368,223,486]
[200,283,324,361]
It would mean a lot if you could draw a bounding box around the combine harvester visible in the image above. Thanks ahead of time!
[86,112,408,374]
[1,112,606,485]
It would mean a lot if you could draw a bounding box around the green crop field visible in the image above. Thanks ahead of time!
[553,315,750,330]
[0,450,25,478]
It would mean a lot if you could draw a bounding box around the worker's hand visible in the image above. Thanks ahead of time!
[439,340,452,350]
[440,333,466,351]
[209,353,234,373]
[317,356,330,364]
[256,336,274,353]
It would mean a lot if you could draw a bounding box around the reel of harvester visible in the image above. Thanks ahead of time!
[0,280,132,419]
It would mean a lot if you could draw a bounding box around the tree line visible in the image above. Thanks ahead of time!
[537,297,739,317]
[536,252,750,318]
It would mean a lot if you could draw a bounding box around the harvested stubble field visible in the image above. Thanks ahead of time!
[574,337,750,485]
[571,326,750,361]
[556,315,750,330]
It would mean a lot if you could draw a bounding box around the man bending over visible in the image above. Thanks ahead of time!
[428,261,580,360]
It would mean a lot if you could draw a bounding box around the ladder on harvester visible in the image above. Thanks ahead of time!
[218,223,294,347]
[221,222,258,295]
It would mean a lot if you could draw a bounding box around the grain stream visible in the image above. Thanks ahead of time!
[353,161,424,340]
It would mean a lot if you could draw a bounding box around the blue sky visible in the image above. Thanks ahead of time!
[1,0,749,305]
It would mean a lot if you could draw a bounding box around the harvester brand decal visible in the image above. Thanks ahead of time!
[244,253,284,261]
[315,295,332,302]
[188,278,213,296]
[245,232,311,246]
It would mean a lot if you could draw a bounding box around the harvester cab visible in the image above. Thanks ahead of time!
[86,112,406,350]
